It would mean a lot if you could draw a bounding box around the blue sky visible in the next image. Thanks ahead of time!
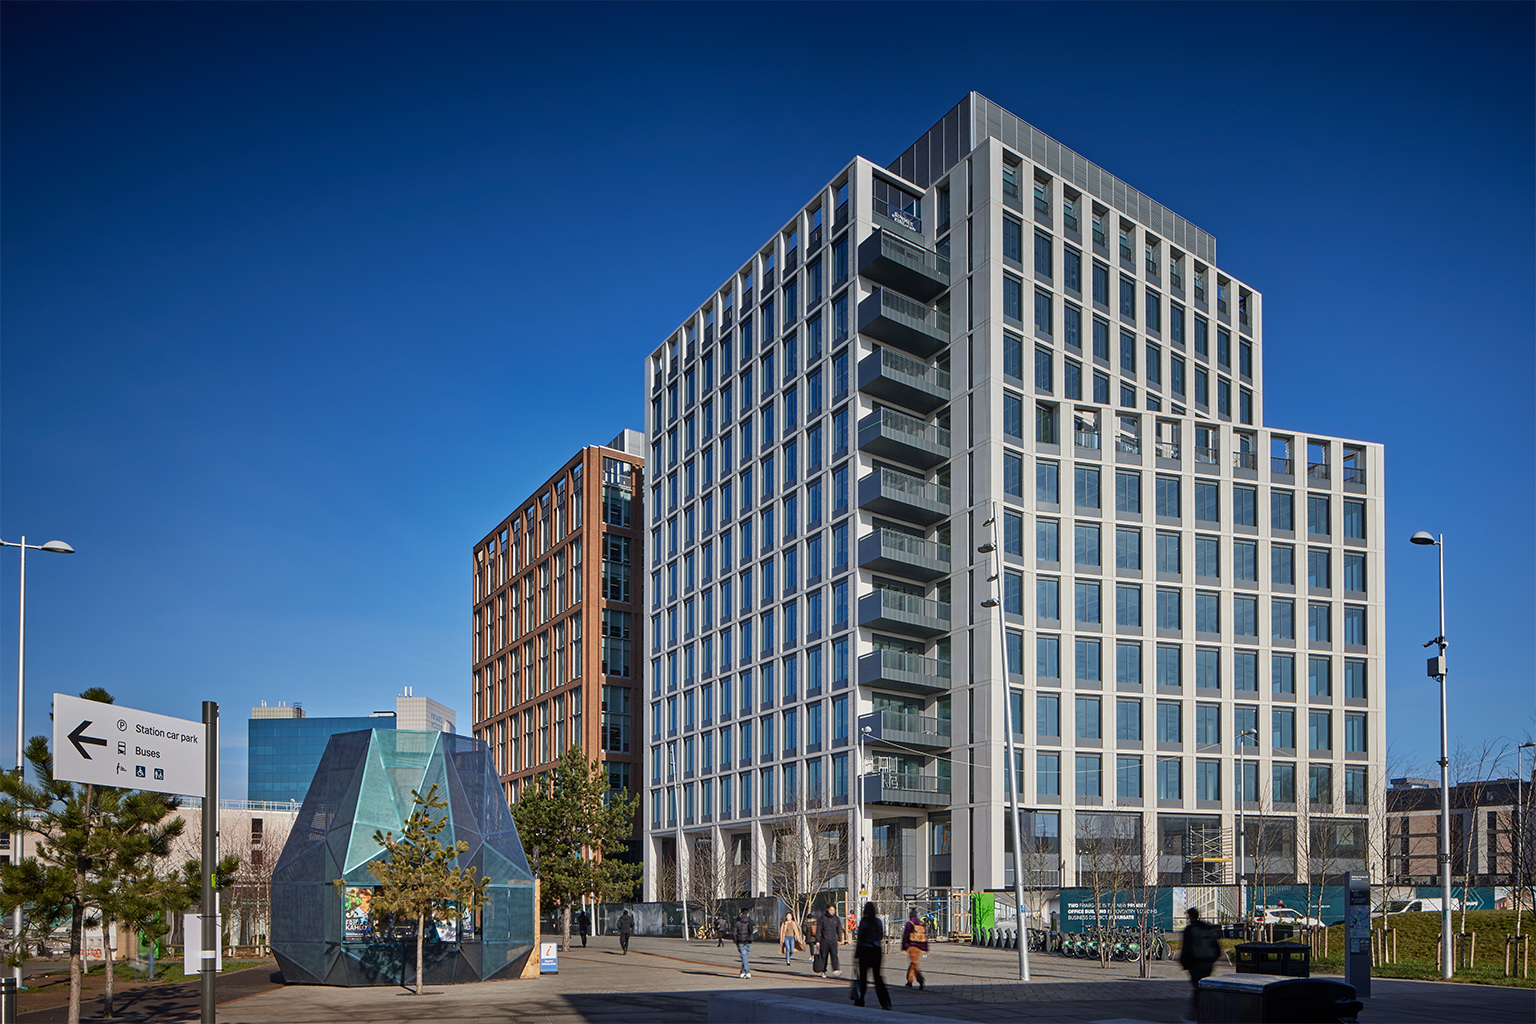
[3,3,1531,798]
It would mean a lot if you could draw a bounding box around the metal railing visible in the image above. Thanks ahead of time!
[874,772,951,796]
[872,588,952,624]
[1195,446,1220,464]
[1116,436,1141,454]
[1155,441,1181,459]
[871,288,951,337]
[873,467,951,508]
[1343,466,1366,484]
[875,230,951,281]
[1233,451,1258,470]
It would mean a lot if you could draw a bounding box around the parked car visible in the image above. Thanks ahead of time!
[1378,897,1462,916]
[1251,906,1324,928]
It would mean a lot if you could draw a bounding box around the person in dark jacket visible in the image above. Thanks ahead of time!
[617,909,635,954]
[900,908,929,990]
[731,907,757,978]
[1178,907,1222,1019]
[574,908,591,948]
[851,902,891,1010]
[815,903,845,976]
[715,911,730,947]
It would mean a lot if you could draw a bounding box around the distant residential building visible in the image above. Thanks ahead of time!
[471,431,643,817]
[1387,776,1531,888]
[247,691,457,804]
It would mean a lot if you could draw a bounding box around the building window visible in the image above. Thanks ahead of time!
[1157,758,1181,799]
[1272,654,1295,694]
[1343,605,1366,646]
[1307,603,1331,643]
[1344,659,1367,699]
[1273,490,1295,531]
[1308,711,1332,752]
[1156,702,1181,742]
[1075,637,1102,680]
[1273,708,1295,749]
[1076,754,1103,798]
[1037,635,1061,678]
[1195,761,1220,801]
[1037,753,1061,796]
[1156,645,1181,688]
[1074,584,1101,626]
[1345,712,1367,754]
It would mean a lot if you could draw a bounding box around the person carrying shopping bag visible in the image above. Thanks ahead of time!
[779,912,804,965]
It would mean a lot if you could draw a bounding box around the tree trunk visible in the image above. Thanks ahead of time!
[68,902,84,1024]
[415,912,425,996]
[103,916,115,1018]
[561,904,571,952]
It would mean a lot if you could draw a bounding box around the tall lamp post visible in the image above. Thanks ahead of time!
[0,536,76,987]
[1237,728,1258,930]
[980,503,1030,982]
[1517,741,1535,940]
[1409,530,1452,980]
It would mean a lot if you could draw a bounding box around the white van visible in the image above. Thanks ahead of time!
[1380,897,1462,915]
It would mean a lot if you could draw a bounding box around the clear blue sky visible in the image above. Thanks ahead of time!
[3,3,1531,798]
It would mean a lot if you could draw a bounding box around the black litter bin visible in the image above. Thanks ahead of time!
[1199,975,1363,1024]
[1234,940,1311,977]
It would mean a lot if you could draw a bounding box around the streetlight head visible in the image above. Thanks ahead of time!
[977,542,997,553]
[40,540,74,554]
[982,517,996,528]
[981,598,1000,608]
[1409,531,1438,546]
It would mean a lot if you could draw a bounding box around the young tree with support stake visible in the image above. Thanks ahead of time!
[364,784,488,996]
[512,745,639,950]
[0,688,204,1024]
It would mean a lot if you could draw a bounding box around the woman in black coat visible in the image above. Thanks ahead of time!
[851,902,891,1010]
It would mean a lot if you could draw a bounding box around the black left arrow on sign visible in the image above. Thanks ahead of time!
[68,721,109,760]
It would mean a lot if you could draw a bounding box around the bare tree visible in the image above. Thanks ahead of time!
[1075,812,1142,967]
[767,811,848,929]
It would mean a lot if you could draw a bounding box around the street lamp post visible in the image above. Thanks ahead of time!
[0,536,75,986]
[981,503,1030,982]
[1238,728,1258,932]
[1409,530,1453,979]
[1517,742,1535,940]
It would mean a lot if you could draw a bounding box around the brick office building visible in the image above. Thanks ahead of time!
[472,430,644,820]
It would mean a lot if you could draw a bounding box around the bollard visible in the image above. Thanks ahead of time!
[1,976,16,1024]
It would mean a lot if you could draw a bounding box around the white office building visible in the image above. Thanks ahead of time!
[641,93,1385,909]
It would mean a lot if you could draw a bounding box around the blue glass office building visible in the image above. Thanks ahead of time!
[249,716,395,804]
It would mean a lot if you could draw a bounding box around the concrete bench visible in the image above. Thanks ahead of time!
[706,990,972,1023]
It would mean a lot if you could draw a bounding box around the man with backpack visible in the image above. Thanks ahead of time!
[900,908,929,990]
[731,906,757,978]
[1179,907,1222,1020]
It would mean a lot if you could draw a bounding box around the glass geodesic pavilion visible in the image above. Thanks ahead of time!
[270,729,534,986]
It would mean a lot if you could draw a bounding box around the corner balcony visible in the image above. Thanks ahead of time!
[857,468,950,527]
[858,590,950,639]
[859,709,952,752]
[863,771,952,808]
[857,409,950,470]
[857,649,951,696]
[857,529,951,583]
[857,348,951,415]
[857,228,950,304]
[857,288,950,358]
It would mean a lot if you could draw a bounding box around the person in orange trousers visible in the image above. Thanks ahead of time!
[900,908,929,989]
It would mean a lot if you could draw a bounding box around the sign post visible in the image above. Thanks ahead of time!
[1345,871,1371,998]
[201,702,218,1024]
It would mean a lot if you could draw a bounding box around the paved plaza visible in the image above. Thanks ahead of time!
[135,936,1534,1024]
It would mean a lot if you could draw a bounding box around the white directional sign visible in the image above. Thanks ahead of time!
[52,693,206,797]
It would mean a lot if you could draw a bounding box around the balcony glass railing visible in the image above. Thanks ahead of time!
[1233,451,1258,470]
[1343,466,1366,484]
[1195,446,1220,465]
[874,468,951,508]
[875,529,951,567]
[875,709,953,742]
[1155,441,1181,460]
[1116,436,1141,454]
[861,408,951,451]
[873,589,951,624]
[1271,457,1294,474]
[1075,430,1101,450]
[878,347,951,394]
[875,773,951,797]
[874,288,951,336]
[877,231,951,281]
[869,649,953,682]
[1308,462,1330,480]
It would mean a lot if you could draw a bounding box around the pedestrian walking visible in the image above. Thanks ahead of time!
[1178,907,1222,1021]
[779,912,804,965]
[851,902,891,1010]
[813,903,844,976]
[617,909,635,955]
[900,907,928,990]
[574,908,591,948]
[715,911,729,948]
[731,906,757,978]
